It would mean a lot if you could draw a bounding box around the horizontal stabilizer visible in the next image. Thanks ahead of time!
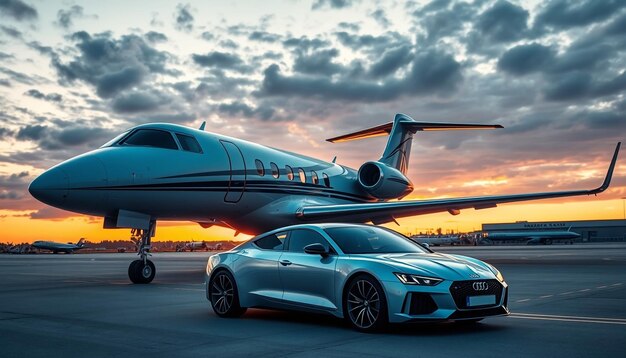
[327,121,503,143]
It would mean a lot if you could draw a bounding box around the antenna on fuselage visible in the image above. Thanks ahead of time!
[199,121,206,131]
[332,156,337,163]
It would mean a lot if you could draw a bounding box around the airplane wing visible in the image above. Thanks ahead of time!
[296,143,620,224]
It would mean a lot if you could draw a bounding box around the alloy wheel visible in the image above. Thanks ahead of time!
[211,272,235,315]
[347,279,381,329]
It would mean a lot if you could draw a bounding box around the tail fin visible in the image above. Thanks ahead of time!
[77,238,86,247]
[327,113,502,175]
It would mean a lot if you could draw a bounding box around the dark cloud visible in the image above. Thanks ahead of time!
[497,43,555,76]
[311,0,354,10]
[30,207,74,220]
[220,39,238,49]
[0,0,38,21]
[0,51,13,59]
[16,124,45,141]
[174,3,194,32]
[0,67,35,84]
[293,48,343,76]
[534,0,626,31]
[260,49,462,102]
[248,31,281,43]
[217,101,275,121]
[56,5,83,28]
[543,72,592,101]
[335,31,410,53]
[16,122,117,150]
[0,78,10,87]
[368,45,412,78]
[549,43,615,74]
[283,36,330,51]
[337,22,360,32]
[200,31,214,41]
[371,9,390,27]
[1,25,22,38]
[414,0,479,43]
[475,0,529,43]
[192,51,250,73]
[24,89,62,102]
[111,91,165,113]
[144,31,167,43]
[27,41,54,55]
[53,31,173,99]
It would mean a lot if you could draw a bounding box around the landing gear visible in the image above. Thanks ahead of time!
[128,221,156,284]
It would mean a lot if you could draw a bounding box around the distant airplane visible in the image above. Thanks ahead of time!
[28,113,620,283]
[32,238,86,254]
[482,229,581,245]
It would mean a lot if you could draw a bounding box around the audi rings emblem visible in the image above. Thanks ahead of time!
[472,281,489,291]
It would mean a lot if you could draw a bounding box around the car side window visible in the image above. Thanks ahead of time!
[254,232,287,250]
[287,229,331,253]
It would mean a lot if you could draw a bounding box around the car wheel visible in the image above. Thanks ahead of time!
[209,270,246,318]
[344,274,388,332]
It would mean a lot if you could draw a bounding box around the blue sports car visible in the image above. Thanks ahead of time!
[205,223,509,331]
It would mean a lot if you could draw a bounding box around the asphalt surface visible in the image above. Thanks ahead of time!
[1,243,625,357]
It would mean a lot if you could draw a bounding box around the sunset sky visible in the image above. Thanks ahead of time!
[0,0,625,244]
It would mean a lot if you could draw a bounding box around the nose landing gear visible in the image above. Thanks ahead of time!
[128,221,156,284]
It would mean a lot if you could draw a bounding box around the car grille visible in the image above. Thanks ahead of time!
[408,293,438,315]
[449,280,503,309]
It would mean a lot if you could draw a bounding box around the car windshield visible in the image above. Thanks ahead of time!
[325,226,428,254]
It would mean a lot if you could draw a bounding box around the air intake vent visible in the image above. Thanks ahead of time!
[408,293,438,315]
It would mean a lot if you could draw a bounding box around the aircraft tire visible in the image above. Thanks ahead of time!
[128,259,155,284]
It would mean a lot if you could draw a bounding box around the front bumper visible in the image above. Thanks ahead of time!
[382,279,509,323]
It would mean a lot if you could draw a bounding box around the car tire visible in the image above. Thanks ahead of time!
[344,274,388,332]
[209,270,246,318]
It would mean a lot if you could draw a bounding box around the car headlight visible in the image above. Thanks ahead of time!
[394,273,443,286]
[486,264,505,282]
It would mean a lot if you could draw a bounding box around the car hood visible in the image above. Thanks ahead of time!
[357,252,496,281]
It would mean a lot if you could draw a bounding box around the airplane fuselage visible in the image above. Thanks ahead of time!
[30,123,377,235]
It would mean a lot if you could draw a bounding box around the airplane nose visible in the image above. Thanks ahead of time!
[29,166,70,206]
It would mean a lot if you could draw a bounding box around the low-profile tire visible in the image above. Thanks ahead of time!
[128,259,155,284]
[209,270,246,318]
[344,274,388,332]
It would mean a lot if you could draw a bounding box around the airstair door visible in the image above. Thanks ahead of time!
[220,140,246,203]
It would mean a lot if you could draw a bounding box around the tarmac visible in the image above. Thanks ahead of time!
[1,243,625,357]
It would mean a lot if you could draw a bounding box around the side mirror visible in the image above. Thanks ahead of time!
[304,243,329,256]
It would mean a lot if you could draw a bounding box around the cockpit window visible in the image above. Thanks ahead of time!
[119,129,178,150]
[100,130,130,148]
[176,133,203,153]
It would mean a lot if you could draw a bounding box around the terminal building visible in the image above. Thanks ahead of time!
[482,219,626,242]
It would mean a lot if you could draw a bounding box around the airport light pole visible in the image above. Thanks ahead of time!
[622,197,626,220]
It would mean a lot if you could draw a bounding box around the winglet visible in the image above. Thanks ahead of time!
[199,121,206,131]
[593,142,620,194]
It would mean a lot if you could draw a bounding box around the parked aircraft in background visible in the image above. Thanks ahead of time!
[410,235,462,246]
[32,238,86,253]
[482,229,581,245]
[175,241,223,252]
[28,113,620,283]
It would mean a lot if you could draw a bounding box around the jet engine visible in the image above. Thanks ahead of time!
[357,161,414,200]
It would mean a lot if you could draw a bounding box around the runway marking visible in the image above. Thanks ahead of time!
[596,286,607,289]
[559,291,573,295]
[578,289,591,292]
[515,299,531,303]
[539,295,553,299]
[510,313,626,326]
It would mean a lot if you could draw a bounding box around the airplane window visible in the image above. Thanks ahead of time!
[287,229,331,253]
[322,173,330,187]
[311,171,319,185]
[176,134,203,153]
[285,165,294,181]
[255,159,265,176]
[254,232,287,250]
[120,129,178,150]
[298,168,306,183]
[270,162,280,179]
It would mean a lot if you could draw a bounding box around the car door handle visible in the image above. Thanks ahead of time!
[279,260,292,266]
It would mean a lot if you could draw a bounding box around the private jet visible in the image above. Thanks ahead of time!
[28,113,620,283]
[482,229,581,245]
[32,238,86,254]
